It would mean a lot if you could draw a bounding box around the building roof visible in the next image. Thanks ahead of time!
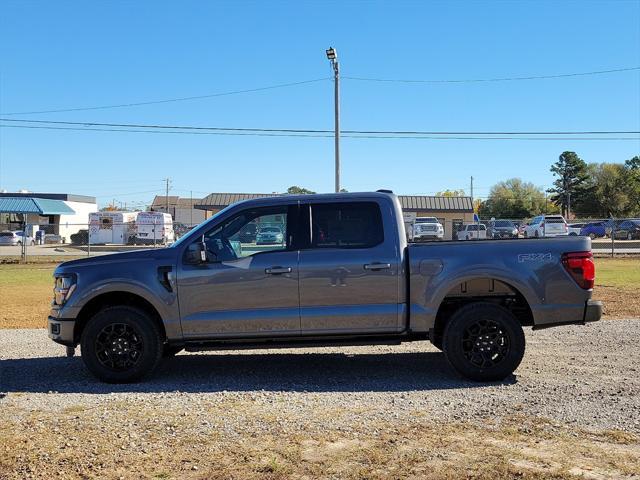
[0,192,96,204]
[399,195,473,212]
[0,197,76,215]
[194,192,473,213]
[151,195,180,208]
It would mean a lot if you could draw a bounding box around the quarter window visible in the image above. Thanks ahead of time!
[310,202,384,249]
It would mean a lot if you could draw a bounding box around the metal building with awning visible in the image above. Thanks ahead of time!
[0,197,75,215]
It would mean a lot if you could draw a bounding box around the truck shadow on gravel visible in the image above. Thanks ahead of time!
[0,351,516,394]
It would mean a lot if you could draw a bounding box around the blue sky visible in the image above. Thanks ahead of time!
[1,0,639,208]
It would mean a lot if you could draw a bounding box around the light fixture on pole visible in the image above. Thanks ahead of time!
[326,47,340,193]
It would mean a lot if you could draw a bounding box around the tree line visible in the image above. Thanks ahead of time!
[477,152,640,219]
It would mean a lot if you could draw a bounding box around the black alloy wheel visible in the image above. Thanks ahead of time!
[442,302,525,382]
[81,306,163,383]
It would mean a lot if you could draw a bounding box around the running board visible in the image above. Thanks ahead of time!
[183,333,421,352]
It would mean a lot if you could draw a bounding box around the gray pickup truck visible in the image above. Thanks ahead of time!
[48,191,601,383]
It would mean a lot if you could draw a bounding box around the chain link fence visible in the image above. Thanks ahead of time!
[0,220,202,261]
[2,214,640,262]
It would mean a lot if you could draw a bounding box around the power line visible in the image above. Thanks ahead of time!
[2,124,638,141]
[1,118,638,135]
[342,66,640,84]
[0,77,331,116]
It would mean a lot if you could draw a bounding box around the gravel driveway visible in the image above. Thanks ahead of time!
[2,320,639,434]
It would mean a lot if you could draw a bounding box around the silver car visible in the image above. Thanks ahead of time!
[0,230,35,246]
[255,226,284,245]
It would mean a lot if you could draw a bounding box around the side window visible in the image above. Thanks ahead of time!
[310,202,384,249]
[201,205,290,262]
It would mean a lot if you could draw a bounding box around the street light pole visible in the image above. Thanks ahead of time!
[326,47,340,193]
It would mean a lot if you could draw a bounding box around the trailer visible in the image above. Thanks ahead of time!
[135,212,175,245]
[88,212,139,245]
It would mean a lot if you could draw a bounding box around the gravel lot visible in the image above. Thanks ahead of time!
[1,321,639,479]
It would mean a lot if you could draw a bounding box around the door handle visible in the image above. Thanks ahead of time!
[265,266,292,275]
[363,263,391,271]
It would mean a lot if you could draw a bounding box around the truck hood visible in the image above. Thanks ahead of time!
[55,248,176,274]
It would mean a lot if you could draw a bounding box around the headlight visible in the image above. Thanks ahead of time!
[53,274,76,305]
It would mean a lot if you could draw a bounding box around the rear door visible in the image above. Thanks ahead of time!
[298,200,402,334]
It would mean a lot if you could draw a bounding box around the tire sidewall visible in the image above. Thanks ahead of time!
[81,306,162,383]
[443,303,525,382]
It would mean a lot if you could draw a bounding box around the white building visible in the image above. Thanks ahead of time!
[0,193,97,243]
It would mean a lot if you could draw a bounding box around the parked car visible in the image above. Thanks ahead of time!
[567,223,585,236]
[605,219,627,237]
[0,230,35,246]
[456,223,487,241]
[580,222,607,239]
[487,219,518,239]
[612,219,640,240]
[412,217,444,241]
[70,229,89,245]
[48,191,601,383]
[255,226,284,245]
[523,215,568,238]
[44,234,64,244]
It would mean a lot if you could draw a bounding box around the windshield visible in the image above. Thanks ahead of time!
[494,220,513,227]
[416,217,438,223]
[260,227,281,233]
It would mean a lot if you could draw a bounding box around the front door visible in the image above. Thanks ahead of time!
[177,204,300,339]
[298,201,401,334]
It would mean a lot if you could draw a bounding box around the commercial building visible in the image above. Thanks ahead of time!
[0,192,97,242]
[150,195,206,226]
[194,192,474,240]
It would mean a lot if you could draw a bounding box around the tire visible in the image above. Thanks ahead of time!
[524,231,528,238]
[534,230,539,238]
[589,233,596,239]
[628,232,633,241]
[30,240,35,246]
[17,241,22,246]
[80,306,163,383]
[442,302,525,382]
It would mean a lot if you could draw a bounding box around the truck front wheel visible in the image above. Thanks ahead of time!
[80,306,163,383]
[442,302,525,382]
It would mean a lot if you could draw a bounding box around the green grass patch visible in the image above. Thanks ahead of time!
[0,263,56,287]
[594,258,640,289]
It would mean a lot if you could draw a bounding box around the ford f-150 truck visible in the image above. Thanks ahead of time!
[48,191,601,383]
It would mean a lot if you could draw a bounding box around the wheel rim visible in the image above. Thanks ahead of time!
[94,323,144,371]
[462,318,509,369]
[628,233,632,240]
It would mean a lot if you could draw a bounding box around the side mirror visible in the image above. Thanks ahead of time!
[184,238,211,264]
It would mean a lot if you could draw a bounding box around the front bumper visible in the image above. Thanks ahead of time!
[48,316,76,346]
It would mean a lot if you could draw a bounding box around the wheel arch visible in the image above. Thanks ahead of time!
[74,291,167,344]
[430,276,534,344]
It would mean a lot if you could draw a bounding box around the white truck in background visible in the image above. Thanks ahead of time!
[412,217,444,241]
[135,212,175,245]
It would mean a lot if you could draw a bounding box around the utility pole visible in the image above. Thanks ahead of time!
[326,47,340,193]
[163,178,171,214]
[190,190,193,227]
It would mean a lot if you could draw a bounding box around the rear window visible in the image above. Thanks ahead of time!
[494,220,513,227]
[546,216,566,224]
[311,202,383,249]
[0,232,14,237]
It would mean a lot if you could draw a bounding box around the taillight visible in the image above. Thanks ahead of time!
[564,223,568,232]
[540,222,544,228]
[562,252,595,289]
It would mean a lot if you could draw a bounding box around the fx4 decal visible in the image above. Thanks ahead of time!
[518,253,552,263]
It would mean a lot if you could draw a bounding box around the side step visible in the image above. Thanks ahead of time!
[183,333,421,352]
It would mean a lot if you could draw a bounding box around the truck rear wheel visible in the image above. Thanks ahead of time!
[442,302,525,382]
[80,306,163,383]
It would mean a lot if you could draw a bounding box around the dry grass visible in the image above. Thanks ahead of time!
[1,401,638,479]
